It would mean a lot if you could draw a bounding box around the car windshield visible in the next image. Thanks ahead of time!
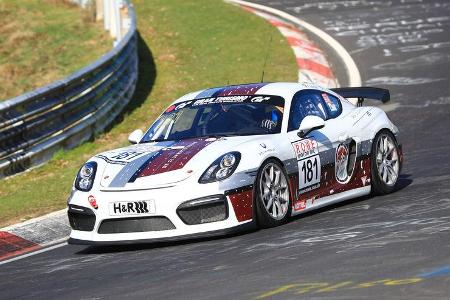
[141,95,285,142]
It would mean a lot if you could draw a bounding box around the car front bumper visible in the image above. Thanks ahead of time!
[67,182,254,245]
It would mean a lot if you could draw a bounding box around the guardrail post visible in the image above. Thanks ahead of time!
[113,0,122,44]
[104,0,111,31]
[96,0,104,21]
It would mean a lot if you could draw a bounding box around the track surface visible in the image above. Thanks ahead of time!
[1,1,450,299]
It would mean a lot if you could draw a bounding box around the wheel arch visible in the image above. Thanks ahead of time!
[368,127,401,160]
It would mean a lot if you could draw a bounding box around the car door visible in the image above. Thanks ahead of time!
[286,89,343,213]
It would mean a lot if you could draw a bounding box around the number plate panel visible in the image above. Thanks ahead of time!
[298,154,321,190]
[109,200,155,216]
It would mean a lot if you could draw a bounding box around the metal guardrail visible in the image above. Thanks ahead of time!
[0,2,138,178]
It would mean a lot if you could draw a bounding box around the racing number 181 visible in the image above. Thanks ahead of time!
[301,156,318,182]
[299,155,321,188]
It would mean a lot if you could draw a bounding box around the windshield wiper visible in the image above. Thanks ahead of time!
[140,138,171,143]
[196,134,230,139]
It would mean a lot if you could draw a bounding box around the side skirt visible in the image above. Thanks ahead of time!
[290,186,371,217]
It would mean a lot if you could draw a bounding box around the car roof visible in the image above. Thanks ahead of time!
[172,82,341,105]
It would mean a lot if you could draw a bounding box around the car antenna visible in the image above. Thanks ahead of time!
[260,33,273,83]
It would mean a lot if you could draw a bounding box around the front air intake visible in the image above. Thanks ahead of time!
[98,216,176,234]
[177,195,228,225]
[68,205,96,231]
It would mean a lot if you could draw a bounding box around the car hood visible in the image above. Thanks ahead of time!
[94,136,254,191]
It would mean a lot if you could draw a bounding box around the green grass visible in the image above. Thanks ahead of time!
[0,0,111,101]
[0,0,297,227]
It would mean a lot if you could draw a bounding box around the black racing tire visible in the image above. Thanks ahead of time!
[371,130,401,195]
[254,159,292,228]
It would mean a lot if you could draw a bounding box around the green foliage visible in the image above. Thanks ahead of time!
[0,0,111,100]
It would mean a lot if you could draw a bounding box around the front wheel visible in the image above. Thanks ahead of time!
[255,159,291,228]
[371,130,400,195]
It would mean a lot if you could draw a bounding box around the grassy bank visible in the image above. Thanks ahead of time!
[0,0,111,101]
[0,0,297,227]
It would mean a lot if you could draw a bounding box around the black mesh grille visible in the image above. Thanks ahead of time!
[98,216,176,234]
[68,205,96,231]
[177,196,228,225]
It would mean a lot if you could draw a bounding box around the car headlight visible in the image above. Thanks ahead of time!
[199,152,241,183]
[75,161,97,191]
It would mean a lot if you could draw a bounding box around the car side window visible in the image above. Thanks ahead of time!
[321,92,341,119]
[288,90,328,131]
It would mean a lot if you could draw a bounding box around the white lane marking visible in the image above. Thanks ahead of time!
[225,0,362,87]
[0,242,67,266]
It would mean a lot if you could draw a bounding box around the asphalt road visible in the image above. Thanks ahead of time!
[1,0,450,299]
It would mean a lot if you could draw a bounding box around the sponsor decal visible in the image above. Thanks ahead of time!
[292,138,321,193]
[294,200,306,211]
[165,104,176,113]
[97,149,148,165]
[293,196,318,212]
[171,94,285,110]
[109,200,155,216]
[335,144,350,183]
[298,182,320,196]
[251,96,271,103]
[322,93,338,112]
[292,138,319,160]
[88,195,98,209]
[192,95,250,106]
[96,154,127,165]
[258,148,275,156]
[352,108,374,126]
[298,155,321,192]
[174,101,192,111]
[110,151,145,161]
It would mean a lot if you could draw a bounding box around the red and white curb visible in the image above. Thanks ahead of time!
[0,209,70,262]
[227,0,362,88]
[241,5,338,87]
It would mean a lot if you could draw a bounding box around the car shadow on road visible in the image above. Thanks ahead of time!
[74,224,258,255]
[395,173,413,191]
[288,173,413,222]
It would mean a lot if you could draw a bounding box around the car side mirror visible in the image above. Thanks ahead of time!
[297,115,325,138]
[128,129,144,144]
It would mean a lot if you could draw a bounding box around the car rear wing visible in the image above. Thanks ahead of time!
[331,87,390,106]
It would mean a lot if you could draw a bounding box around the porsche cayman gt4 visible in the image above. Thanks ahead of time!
[67,82,402,245]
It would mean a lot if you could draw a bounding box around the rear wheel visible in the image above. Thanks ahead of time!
[371,130,400,195]
[255,159,291,228]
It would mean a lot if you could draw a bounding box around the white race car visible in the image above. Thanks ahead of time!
[67,82,402,245]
